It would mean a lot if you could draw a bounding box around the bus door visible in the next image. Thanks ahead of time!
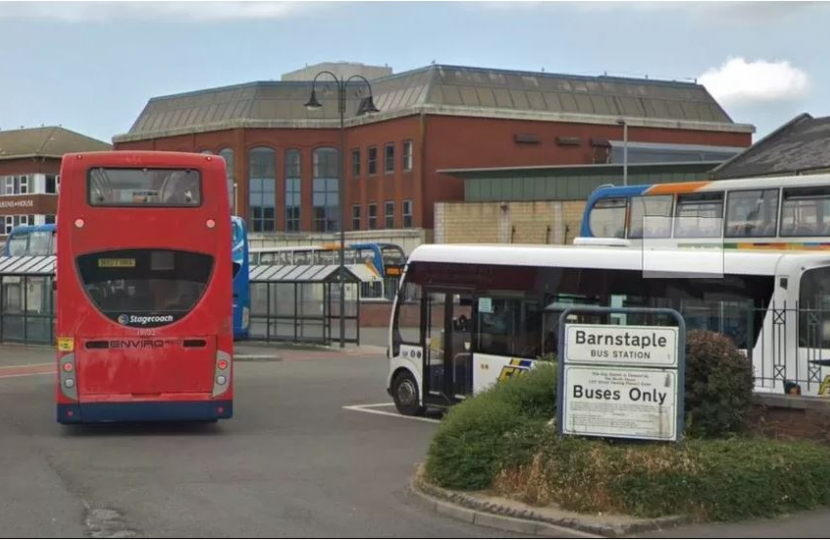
[423,290,474,404]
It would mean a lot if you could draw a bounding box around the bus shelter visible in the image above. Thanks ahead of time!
[248,264,377,345]
[0,256,56,345]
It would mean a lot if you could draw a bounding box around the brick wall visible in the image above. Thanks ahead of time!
[434,200,586,245]
[750,396,830,443]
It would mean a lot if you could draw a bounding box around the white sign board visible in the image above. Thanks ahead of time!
[562,366,677,441]
[566,324,678,367]
[561,322,682,442]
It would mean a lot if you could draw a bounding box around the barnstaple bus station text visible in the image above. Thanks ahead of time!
[575,329,668,348]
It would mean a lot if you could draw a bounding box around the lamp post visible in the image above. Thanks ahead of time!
[305,71,379,348]
[616,118,628,186]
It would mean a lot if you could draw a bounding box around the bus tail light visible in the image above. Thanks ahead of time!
[212,351,231,397]
[59,354,78,401]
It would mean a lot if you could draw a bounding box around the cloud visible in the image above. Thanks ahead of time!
[0,1,316,23]
[698,57,809,106]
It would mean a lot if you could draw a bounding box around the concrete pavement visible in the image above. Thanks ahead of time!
[0,344,530,538]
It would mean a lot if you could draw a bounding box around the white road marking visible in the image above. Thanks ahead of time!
[0,372,53,380]
[0,362,54,370]
[235,354,281,360]
[343,402,441,424]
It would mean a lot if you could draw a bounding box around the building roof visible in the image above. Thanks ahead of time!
[0,126,111,161]
[115,64,753,143]
[712,113,830,179]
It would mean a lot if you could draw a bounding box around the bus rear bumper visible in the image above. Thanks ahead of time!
[57,400,233,424]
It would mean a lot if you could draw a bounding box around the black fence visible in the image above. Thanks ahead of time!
[249,281,360,345]
[0,274,55,345]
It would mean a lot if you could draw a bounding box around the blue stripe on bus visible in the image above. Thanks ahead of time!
[579,185,650,237]
[57,400,233,423]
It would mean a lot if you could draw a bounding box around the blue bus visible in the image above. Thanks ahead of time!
[2,224,57,256]
[231,216,250,340]
[3,219,251,339]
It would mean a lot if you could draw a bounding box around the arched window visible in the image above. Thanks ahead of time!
[313,147,339,232]
[219,148,235,213]
[248,147,276,232]
[285,150,301,232]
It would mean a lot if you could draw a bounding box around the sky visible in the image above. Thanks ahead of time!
[0,0,827,143]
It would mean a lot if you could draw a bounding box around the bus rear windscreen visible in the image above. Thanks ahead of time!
[76,249,213,327]
[88,168,202,207]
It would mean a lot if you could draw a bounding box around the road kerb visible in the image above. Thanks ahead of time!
[411,468,691,538]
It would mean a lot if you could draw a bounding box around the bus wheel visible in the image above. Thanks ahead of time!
[392,371,425,416]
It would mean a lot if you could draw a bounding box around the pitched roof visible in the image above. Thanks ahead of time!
[115,64,752,142]
[0,126,111,161]
[711,114,830,179]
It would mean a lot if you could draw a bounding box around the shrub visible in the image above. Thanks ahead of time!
[424,363,556,490]
[684,330,755,438]
[496,437,830,521]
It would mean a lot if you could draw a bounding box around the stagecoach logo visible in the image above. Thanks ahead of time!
[118,314,175,326]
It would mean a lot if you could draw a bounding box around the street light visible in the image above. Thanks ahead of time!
[616,118,628,186]
[305,71,379,348]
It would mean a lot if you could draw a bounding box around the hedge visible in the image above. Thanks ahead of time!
[424,341,830,521]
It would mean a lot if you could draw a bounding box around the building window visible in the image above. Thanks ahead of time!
[385,200,395,228]
[45,215,56,225]
[368,147,378,175]
[248,147,276,232]
[352,205,361,230]
[285,150,301,233]
[402,140,413,172]
[351,149,360,177]
[45,174,58,195]
[4,214,35,235]
[403,200,413,228]
[219,148,235,213]
[368,203,378,230]
[313,147,339,232]
[384,143,395,174]
[2,175,29,196]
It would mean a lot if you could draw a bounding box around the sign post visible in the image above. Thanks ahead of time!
[556,307,686,442]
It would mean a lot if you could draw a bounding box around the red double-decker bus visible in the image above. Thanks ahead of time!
[55,151,233,423]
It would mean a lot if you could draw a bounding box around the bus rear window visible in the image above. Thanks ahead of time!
[76,249,213,327]
[88,168,202,207]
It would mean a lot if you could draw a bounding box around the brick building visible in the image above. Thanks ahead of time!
[113,62,753,251]
[0,126,111,239]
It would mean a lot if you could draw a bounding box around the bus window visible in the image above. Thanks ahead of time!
[7,235,26,256]
[475,296,543,358]
[381,245,406,267]
[628,195,672,239]
[28,231,52,256]
[781,187,830,237]
[589,198,626,238]
[725,189,779,238]
[799,266,830,348]
[674,192,723,238]
[88,168,202,207]
[392,280,422,353]
[317,250,336,265]
[358,248,378,268]
[76,249,213,326]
